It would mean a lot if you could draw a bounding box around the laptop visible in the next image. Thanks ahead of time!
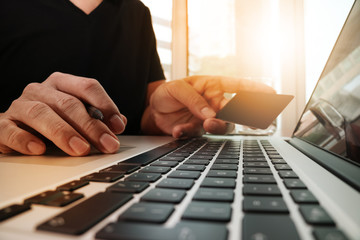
[1,1,360,239]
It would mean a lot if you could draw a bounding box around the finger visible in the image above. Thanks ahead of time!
[0,118,46,155]
[172,121,205,138]
[186,75,276,94]
[22,83,120,153]
[43,72,125,134]
[8,99,92,156]
[203,118,235,135]
[158,80,217,120]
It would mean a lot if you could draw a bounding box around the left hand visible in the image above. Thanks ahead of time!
[146,75,275,138]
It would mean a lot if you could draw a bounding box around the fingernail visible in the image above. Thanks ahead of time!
[100,133,120,153]
[201,107,216,118]
[27,141,45,155]
[110,114,125,133]
[69,136,90,155]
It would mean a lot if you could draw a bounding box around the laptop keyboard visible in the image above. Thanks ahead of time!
[0,138,350,240]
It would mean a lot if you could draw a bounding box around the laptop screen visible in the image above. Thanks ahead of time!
[293,0,360,164]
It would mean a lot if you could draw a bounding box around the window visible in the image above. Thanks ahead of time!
[188,0,283,135]
[141,0,173,80]
[188,0,279,87]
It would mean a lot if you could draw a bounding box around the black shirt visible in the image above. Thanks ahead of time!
[0,0,165,134]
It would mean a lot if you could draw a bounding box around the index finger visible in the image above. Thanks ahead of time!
[44,72,125,134]
[186,75,276,94]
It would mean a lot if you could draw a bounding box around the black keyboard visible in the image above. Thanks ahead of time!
[0,138,349,240]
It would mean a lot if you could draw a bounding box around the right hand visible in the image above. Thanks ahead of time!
[0,72,127,156]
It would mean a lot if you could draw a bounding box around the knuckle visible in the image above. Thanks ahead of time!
[23,82,41,95]
[82,118,99,134]
[80,78,100,93]
[0,118,10,134]
[26,102,49,120]
[188,94,202,106]
[5,126,21,147]
[0,145,13,154]
[56,96,81,113]
[45,72,65,84]
[165,80,180,91]
[48,121,68,138]
[48,71,63,80]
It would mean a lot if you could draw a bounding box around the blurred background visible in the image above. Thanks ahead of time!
[141,0,353,136]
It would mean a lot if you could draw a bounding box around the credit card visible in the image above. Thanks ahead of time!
[216,90,294,129]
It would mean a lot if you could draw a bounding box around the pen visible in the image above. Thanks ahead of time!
[86,105,104,121]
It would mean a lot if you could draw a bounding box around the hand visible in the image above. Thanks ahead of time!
[0,72,127,156]
[145,75,275,138]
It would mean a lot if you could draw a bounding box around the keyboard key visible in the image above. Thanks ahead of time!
[278,170,298,178]
[243,214,300,240]
[120,140,185,166]
[243,154,264,158]
[25,191,62,205]
[190,155,214,160]
[0,204,31,222]
[243,162,269,168]
[118,202,174,223]
[291,190,319,204]
[274,164,292,170]
[207,170,237,178]
[243,157,267,162]
[268,154,282,159]
[300,205,335,225]
[184,159,210,165]
[283,179,307,189]
[160,156,185,162]
[243,175,277,184]
[211,164,238,170]
[271,158,287,164]
[46,192,84,207]
[195,151,217,156]
[168,152,190,157]
[81,172,123,182]
[193,188,234,202]
[101,164,140,174]
[216,154,239,159]
[243,168,272,175]
[168,170,201,179]
[125,173,161,182]
[139,166,170,174]
[201,178,236,188]
[141,189,186,203]
[156,178,194,190]
[182,201,232,222]
[243,196,289,213]
[56,180,89,191]
[24,191,83,207]
[243,184,281,196]
[107,181,149,193]
[37,192,132,235]
[214,159,238,164]
[177,164,205,171]
[96,221,228,240]
[313,227,349,240]
[151,160,178,167]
